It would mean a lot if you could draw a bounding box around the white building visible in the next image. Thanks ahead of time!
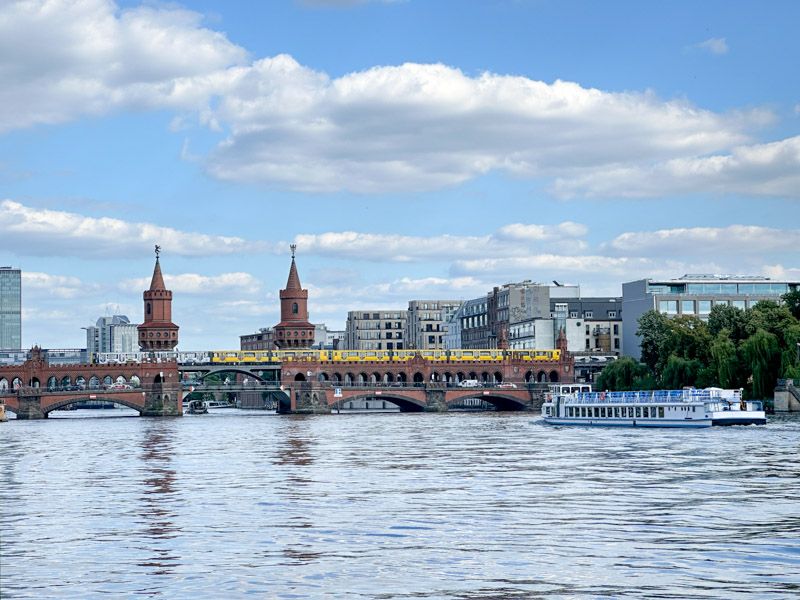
[407,300,462,350]
[85,315,139,354]
[345,310,407,350]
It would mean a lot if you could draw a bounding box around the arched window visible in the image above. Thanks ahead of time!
[292,302,299,314]
[146,302,151,315]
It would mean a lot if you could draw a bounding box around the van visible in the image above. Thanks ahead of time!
[459,379,480,388]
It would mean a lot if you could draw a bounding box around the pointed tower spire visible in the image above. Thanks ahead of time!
[275,244,314,348]
[138,245,179,351]
[285,244,302,291]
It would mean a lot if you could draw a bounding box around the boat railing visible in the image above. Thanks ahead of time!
[563,388,741,404]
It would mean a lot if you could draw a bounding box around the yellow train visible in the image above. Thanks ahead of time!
[207,349,560,364]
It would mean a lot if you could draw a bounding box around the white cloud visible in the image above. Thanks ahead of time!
[0,200,268,258]
[22,271,89,299]
[552,136,800,199]
[0,0,247,132]
[696,37,729,55]
[120,272,262,295]
[205,57,756,193]
[762,264,800,280]
[608,225,800,256]
[294,221,588,262]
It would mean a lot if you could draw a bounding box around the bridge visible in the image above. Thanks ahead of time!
[0,346,573,418]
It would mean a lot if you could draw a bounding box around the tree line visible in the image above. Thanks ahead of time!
[596,291,800,398]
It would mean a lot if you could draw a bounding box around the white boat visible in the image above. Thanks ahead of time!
[206,400,235,410]
[542,386,765,428]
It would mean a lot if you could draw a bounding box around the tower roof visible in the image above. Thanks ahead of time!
[285,257,302,291]
[149,257,166,291]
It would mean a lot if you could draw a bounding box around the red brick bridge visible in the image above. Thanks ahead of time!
[0,347,181,419]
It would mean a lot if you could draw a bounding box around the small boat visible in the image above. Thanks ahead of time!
[542,386,766,428]
[206,400,235,410]
[0,402,7,422]
[185,399,208,414]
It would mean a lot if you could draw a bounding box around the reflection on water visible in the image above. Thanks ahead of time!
[137,422,179,578]
[1,411,799,599]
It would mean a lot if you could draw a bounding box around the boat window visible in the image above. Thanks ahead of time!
[658,406,665,418]
[600,407,605,418]
[635,407,641,418]
[593,407,599,418]
[643,407,649,418]
[692,406,696,412]
[580,407,586,417]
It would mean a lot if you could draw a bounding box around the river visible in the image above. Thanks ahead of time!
[1,409,799,599]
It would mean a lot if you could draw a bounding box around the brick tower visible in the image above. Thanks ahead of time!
[274,245,315,348]
[138,245,179,351]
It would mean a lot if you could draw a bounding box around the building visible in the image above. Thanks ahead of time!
[312,324,344,350]
[240,328,275,350]
[0,267,22,350]
[622,274,800,360]
[86,315,139,354]
[138,248,179,351]
[451,281,580,349]
[407,300,462,350]
[274,245,315,348]
[345,310,407,350]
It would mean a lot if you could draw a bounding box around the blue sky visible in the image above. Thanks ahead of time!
[1,0,798,350]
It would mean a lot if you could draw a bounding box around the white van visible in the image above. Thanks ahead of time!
[459,379,480,388]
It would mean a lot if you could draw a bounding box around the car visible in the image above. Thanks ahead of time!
[498,382,517,389]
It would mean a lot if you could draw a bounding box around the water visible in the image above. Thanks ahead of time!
[1,409,799,599]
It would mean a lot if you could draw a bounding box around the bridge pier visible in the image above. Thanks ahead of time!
[16,392,45,420]
[141,386,182,417]
[278,384,331,414]
[424,388,448,412]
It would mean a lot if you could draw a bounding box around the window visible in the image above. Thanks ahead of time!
[643,407,649,418]
[614,407,620,418]
[570,311,578,318]
[681,300,695,314]
[698,300,712,315]
[658,407,665,418]
[608,311,616,318]
[584,311,593,318]
[659,300,678,314]
[146,303,151,315]
[613,324,619,335]
[635,407,641,418]
[601,407,606,417]
[292,302,298,314]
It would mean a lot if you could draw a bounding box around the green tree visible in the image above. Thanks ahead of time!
[742,329,780,399]
[660,355,713,389]
[636,310,671,374]
[708,304,751,344]
[710,330,742,389]
[782,289,800,320]
[596,357,654,391]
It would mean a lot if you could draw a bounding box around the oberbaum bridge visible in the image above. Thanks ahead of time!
[0,247,575,420]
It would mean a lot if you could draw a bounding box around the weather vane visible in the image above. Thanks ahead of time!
[155,244,161,259]
[290,243,296,259]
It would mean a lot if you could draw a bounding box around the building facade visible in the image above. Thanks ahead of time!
[345,310,407,350]
[138,251,179,351]
[622,274,799,360]
[407,300,462,350]
[273,246,315,348]
[86,315,139,354]
[240,328,275,350]
[0,267,22,350]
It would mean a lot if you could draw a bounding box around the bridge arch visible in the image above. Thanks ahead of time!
[525,370,533,383]
[61,375,71,387]
[537,370,547,383]
[493,371,503,383]
[396,372,407,383]
[317,372,329,383]
[43,395,144,416]
[446,392,527,411]
[0,377,8,390]
[30,377,40,388]
[12,377,22,390]
[412,372,424,384]
[47,376,58,390]
[294,373,306,382]
[195,368,267,383]
[88,375,100,389]
[331,372,342,384]
[335,393,425,413]
[549,370,560,382]
[103,375,113,386]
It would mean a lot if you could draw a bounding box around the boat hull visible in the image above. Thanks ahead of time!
[711,411,767,426]
[544,417,712,428]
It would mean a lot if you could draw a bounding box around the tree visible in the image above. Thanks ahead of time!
[782,289,800,320]
[710,330,743,389]
[708,304,751,344]
[742,329,780,399]
[596,357,654,391]
[661,355,705,389]
[636,310,671,374]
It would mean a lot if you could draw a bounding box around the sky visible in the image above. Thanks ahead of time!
[1,0,798,350]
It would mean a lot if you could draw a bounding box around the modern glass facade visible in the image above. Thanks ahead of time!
[622,275,799,360]
[0,267,22,349]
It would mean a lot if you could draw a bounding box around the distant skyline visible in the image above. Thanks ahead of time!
[1,0,798,349]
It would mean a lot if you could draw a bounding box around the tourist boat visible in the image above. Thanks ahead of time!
[542,386,765,428]
[206,400,235,410]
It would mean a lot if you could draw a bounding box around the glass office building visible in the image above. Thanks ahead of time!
[622,274,799,360]
[0,267,22,350]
